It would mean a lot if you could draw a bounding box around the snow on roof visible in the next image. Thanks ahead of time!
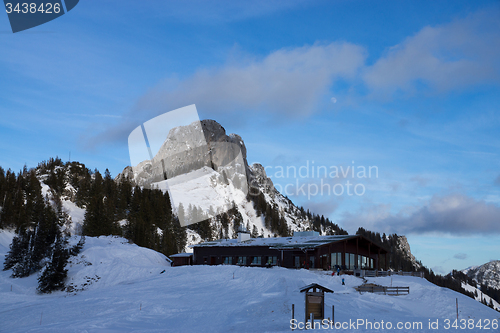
[169,253,194,258]
[191,234,356,250]
[299,283,334,293]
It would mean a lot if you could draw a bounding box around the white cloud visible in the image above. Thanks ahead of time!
[340,194,500,235]
[89,9,500,147]
[134,42,365,119]
[453,253,467,260]
[363,10,500,99]
[88,42,365,147]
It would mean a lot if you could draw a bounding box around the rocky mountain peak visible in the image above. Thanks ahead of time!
[396,235,421,269]
[125,119,251,187]
[463,260,500,290]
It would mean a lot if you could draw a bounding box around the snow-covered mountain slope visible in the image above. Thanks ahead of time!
[0,229,15,259]
[119,119,338,249]
[1,238,498,332]
[462,282,500,311]
[463,260,500,290]
[40,180,86,235]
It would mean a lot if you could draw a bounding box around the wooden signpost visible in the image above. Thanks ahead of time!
[299,283,334,326]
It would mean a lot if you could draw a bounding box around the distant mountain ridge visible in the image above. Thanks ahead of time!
[463,260,500,290]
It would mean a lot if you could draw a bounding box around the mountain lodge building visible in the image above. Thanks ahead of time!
[191,231,389,271]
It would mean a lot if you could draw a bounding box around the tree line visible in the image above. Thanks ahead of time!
[1,157,186,293]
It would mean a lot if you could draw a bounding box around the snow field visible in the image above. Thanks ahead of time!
[1,235,499,332]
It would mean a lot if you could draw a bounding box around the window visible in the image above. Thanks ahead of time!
[223,256,232,265]
[266,256,277,266]
[237,256,246,265]
[370,258,374,269]
[251,256,261,265]
[349,253,355,270]
[331,252,341,267]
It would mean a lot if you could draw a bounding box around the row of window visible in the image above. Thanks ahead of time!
[217,253,373,269]
[223,256,278,266]
[331,252,374,270]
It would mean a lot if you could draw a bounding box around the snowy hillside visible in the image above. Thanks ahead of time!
[463,260,500,290]
[40,180,86,236]
[1,235,499,332]
[462,282,500,312]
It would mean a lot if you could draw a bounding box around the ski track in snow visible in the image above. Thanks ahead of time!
[1,234,499,332]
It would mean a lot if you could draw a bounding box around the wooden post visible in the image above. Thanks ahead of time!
[368,243,371,269]
[377,249,381,271]
[310,312,314,328]
[292,304,295,331]
[343,241,346,268]
[456,298,459,321]
[355,238,359,269]
[332,305,335,325]
[305,293,307,327]
[328,244,332,269]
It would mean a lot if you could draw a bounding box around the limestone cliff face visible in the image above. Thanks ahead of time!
[125,120,250,188]
[396,235,421,269]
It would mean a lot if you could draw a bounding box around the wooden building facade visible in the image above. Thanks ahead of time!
[191,233,389,271]
[169,253,193,266]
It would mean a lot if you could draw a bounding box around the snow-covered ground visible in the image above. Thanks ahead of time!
[462,282,500,312]
[1,234,499,332]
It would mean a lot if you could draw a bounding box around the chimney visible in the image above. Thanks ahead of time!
[238,232,251,242]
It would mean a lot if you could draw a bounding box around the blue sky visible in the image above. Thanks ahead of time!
[1,0,499,274]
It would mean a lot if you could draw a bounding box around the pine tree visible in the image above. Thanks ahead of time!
[177,203,186,225]
[83,171,117,237]
[172,216,187,253]
[3,228,30,272]
[37,234,69,294]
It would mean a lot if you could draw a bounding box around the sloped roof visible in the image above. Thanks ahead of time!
[191,234,356,250]
[300,283,334,293]
[169,253,194,258]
